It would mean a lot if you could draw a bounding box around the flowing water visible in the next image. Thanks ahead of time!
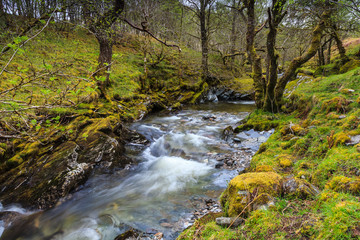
[0,101,257,240]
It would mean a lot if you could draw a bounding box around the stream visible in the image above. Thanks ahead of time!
[0,101,274,240]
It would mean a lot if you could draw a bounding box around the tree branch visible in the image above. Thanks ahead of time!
[122,18,181,52]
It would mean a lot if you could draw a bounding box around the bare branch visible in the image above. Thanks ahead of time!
[122,18,181,52]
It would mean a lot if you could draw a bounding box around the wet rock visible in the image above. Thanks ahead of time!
[160,222,173,228]
[215,217,243,228]
[202,115,217,120]
[212,151,252,171]
[0,211,23,228]
[0,212,44,240]
[282,176,320,199]
[215,162,223,169]
[114,229,140,240]
[220,172,282,216]
[222,126,233,141]
[154,232,164,240]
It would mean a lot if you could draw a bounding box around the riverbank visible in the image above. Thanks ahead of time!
[178,63,360,239]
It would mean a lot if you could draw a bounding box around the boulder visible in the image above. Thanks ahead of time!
[220,172,282,217]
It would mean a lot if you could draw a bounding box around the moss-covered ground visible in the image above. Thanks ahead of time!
[179,53,360,239]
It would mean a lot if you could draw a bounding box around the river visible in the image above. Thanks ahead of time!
[0,101,264,240]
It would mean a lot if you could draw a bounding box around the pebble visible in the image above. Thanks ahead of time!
[160,222,173,228]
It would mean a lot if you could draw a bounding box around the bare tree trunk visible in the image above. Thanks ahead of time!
[95,35,113,97]
[274,7,332,105]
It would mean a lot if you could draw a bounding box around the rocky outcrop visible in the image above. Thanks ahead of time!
[0,116,148,210]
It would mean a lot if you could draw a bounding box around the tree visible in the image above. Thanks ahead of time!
[83,0,125,98]
[274,1,334,108]
[241,0,266,108]
[187,0,215,81]
[263,0,287,112]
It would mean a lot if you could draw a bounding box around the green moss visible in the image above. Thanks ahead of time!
[190,82,208,104]
[0,147,5,159]
[315,190,360,239]
[240,209,282,239]
[321,97,349,114]
[333,132,350,146]
[6,154,23,169]
[339,59,360,73]
[255,165,274,172]
[326,176,360,195]
[280,124,306,136]
[278,154,293,168]
[220,172,282,217]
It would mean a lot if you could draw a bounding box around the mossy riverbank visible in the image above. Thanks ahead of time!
[179,63,360,239]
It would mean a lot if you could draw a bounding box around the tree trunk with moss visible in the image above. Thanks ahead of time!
[331,26,349,63]
[245,0,264,109]
[263,0,287,113]
[200,0,209,79]
[274,7,332,106]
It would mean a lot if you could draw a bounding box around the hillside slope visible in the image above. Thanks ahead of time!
[178,44,360,240]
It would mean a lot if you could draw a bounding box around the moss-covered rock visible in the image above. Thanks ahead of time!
[282,176,320,199]
[333,132,350,146]
[280,124,307,136]
[326,176,360,195]
[321,97,349,114]
[277,154,293,168]
[220,172,282,217]
[255,165,273,172]
[0,115,137,209]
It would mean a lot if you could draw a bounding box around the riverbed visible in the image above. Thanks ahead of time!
[0,101,268,240]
